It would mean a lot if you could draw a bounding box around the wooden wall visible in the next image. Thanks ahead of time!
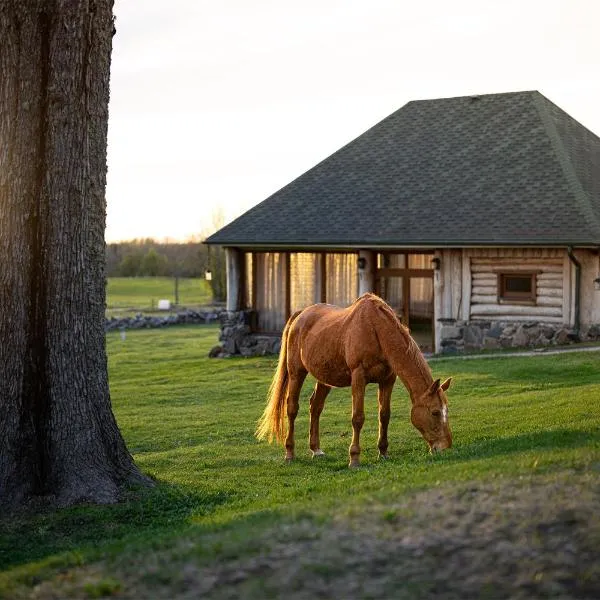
[438,248,573,326]
[467,248,568,323]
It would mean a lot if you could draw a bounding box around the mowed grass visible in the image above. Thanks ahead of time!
[1,326,599,598]
[106,277,213,314]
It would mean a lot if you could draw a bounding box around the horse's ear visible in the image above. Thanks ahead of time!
[431,378,441,392]
[441,377,452,391]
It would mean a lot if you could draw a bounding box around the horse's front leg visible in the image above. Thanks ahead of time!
[377,374,395,459]
[285,372,306,461]
[349,368,366,468]
[309,382,330,457]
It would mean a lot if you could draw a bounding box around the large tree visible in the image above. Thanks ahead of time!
[0,0,149,510]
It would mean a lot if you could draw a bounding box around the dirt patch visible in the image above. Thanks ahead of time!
[23,470,600,599]
[176,471,600,600]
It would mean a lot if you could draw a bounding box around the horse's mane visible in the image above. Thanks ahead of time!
[402,324,433,382]
[365,293,433,385]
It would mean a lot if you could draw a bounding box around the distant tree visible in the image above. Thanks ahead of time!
[0,0,149,510]
[117,250,144,276]
[208,246,227,302]
[106,241,207,278]
[140,248,168,276]
[105,242,123,275]
[202,208,227,303]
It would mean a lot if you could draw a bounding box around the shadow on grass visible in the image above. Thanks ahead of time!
[447,428,598,462]
[0,482,232,571]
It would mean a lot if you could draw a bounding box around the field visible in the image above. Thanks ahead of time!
[1,326,599,599]
[106,277,214,315]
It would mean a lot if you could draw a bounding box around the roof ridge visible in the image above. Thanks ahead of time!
[404,89,538,106]
[532,92,600,239]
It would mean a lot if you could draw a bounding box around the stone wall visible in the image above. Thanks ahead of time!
[104,308,280,358]
[107,309,600,357]
[105,309,224,331]
[439,319,600,354]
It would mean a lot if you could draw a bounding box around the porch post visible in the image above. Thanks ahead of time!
[433,250,443,354]
[225,247,243,311]
[358,249,376,296]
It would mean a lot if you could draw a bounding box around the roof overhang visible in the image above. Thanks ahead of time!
[204,241,600,251]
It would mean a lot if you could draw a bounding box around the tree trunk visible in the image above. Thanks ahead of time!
[0,0,150,510]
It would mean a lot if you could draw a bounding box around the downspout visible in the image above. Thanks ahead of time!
[567,247,581,332]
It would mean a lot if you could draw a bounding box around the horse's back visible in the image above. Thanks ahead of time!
[287,296,393,386]
[285,303,352,385]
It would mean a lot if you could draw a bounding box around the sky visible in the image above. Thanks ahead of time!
[105,0,600,243]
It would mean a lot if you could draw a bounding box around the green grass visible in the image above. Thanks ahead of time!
[106,277,214,315]
[1,326,598,598]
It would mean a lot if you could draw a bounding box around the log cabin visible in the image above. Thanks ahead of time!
[205,91,600,355]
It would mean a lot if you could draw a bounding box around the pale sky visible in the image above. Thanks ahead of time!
[105,0,600,243]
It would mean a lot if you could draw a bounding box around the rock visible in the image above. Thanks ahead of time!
[441,325,462,339]
[463,325,483,348]
[586,324,600,339]
[553,328,570,345]
[208,345,224,358]
[486,325,504,339]
[511,326,530,348]
[441,345,458,355]
[483,336,500,349]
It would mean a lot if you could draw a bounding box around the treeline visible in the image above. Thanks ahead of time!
[106,239,226,301]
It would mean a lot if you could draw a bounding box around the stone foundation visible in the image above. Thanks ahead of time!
[212,312,600,357]
[439,319,600,354]
[210,310,282,358]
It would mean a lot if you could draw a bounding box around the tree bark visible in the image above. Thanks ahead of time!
[0,0,150,510]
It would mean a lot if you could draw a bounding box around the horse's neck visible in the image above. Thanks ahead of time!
[386,332,433,402]
[396,364,433,403]
[365,299,433,402]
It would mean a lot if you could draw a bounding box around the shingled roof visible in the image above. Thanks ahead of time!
[206,91,600,248]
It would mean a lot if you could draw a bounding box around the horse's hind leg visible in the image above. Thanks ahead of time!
[309,382,330,457]
[285,371,307,461]
[377,374,395,459]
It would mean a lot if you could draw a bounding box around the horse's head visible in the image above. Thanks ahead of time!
[411,378,452,453]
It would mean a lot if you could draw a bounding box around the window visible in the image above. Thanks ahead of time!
[255,252,287,331]
[325,253,358,307]
[290,253,322,313]
[498,273,537,303]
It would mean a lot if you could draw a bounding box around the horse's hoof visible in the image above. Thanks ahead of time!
[348,461,360,469]
[285,455,294,462]
[312,449,325,458]
[379,453,389,460]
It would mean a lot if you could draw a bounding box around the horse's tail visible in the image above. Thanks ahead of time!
[255,310,302,444]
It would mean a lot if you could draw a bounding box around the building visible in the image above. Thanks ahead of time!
[205,91,600,355]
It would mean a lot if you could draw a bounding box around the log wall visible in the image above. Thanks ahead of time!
[466,248,569,323]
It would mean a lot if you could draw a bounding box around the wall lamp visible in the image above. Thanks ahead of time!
[594,276,600,291]
[357,257,367,270]
[431,257,441,271]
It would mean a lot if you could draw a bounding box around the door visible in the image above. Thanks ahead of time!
[376,253,435,352]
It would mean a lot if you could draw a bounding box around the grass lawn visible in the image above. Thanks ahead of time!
[106,277,214,315]
[1,326,599,599]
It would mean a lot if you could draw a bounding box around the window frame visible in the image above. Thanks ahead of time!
[497,272,537,304]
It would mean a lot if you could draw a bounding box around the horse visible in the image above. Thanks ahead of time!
[255,293,452,467]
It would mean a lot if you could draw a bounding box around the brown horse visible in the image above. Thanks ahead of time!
[256,293,452,467]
